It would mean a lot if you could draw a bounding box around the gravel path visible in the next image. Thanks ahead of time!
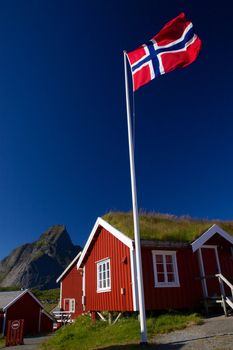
[2,335,51,350]
[155,315,233,349]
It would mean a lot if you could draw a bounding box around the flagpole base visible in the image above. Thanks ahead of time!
[139,341,149,347]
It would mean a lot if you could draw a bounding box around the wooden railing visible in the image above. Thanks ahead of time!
[215,273,233,297]
[215,273,233,315]
[53,311,72,324]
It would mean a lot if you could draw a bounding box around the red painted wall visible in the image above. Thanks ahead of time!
[219,247,233,280]
[84,227,134,312]
[201,236,233,296]
[142,246,203,310]
[6,293,41,335]
[61,265,83,319]
[0,312,3,333]
[201,247,221,297]
[40,313,53,333]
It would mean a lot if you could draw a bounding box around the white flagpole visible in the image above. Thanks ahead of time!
[123,51,148,344]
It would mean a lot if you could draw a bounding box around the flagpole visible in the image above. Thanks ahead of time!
[123,51,148,345]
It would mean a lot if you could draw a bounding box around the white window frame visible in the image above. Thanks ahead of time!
[63,298,75,313]
[152,250,180,288]
[96,258,111,292]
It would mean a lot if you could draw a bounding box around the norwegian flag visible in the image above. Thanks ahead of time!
[126,13,202,91]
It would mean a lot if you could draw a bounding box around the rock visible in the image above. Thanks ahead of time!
[0,225,81,290]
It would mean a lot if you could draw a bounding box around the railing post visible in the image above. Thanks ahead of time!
[216,273,228,317]
[221,294,228,317]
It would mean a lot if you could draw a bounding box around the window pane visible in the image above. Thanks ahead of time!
[166,264,174,273]
[167,273,175,282]
[156,255,163,263]
[156,263,164,273]
[157,273,165,282]
[166,255,172,263]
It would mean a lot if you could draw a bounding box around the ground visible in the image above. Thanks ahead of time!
[1,315,233,349]
[154,314,233,350]
[0,335,51,350]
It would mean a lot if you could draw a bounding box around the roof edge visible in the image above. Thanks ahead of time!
[56,251,82,283]
[77,217,133,269]
[191,224,233,252]
[3,289,44,311]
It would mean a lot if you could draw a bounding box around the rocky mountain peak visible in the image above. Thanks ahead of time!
[0,225,81,290]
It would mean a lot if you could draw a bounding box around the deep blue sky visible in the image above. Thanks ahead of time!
[0,0,233,259]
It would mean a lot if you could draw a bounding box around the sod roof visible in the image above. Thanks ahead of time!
[102,212,233,243]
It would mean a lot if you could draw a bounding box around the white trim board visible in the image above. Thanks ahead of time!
[130,248,138,311]
[77,217,133,269]
[191,224,233,252]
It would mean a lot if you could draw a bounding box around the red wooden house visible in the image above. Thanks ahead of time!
[56,252,83,321]
[58,216,233,317]
[0,289,54,336]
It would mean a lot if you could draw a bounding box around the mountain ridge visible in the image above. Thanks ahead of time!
[0,225,81,290]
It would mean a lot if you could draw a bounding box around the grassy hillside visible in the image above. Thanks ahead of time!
[42,313,202,350]
[103,212,233,242]
[32,288,60,312]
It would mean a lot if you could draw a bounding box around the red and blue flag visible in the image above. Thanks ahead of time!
[126,12,202,91]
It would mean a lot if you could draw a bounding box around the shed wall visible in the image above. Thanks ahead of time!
[6,293,41,335]
[40,313,54,333]
[0,312,3,334]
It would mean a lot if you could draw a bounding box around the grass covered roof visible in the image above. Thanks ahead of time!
[103,212,233,243]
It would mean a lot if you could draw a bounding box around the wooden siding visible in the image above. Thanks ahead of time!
[6,293,41,335]
[219,246,233,282]
[84,227,134,312]
[40,313,53,333]
[61,266,83,319]
[201,235,233,296]
[0,312,3,333]
[142,247,202,310]
[201,247,220,297]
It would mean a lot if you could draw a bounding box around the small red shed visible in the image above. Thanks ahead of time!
[56,251,83,320]
[0,290,54,336]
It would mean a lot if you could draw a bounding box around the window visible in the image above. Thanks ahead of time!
[152,251,180,287]
[64,298,75,312]
[97,258,111,292]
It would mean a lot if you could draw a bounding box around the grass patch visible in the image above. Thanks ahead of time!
[150,313,203,334]
[42,313,202,350]
[0,337,5,349]
[103,211,233,242]
[31,288,60,312]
